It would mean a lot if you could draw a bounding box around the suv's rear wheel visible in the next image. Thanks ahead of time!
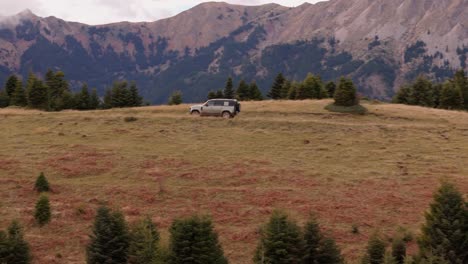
[222,111,232,119]
[191,110,200,116]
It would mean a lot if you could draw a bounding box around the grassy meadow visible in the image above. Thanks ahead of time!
[1,99,468,263]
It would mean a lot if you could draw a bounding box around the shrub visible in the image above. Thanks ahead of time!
[169,215,227,264]
[128,217,160,264]
[34,194,51,226]
[325,103,368,115]
[333,77,358,107]
[86,206,130,264]
[124,116,138,122]
[2,220,32,263]
[34,172,50,193]
[168,91,183,105]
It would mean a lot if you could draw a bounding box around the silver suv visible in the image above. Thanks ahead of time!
[190,99,241,118]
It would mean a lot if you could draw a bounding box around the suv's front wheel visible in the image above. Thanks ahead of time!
[222,111,232,119]
[191,110,200,116]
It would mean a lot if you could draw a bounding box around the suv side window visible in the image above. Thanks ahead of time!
[207,101,215,106]
[228,101,235,106]
[214,101,224,106]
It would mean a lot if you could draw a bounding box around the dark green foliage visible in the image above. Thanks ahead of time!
[249,82,263,101]
[86,206,130,264]
[363,233,386,264]
[45,70,70,111]
[326,81,336,98]
[128,217,160,264]
[168,215,227,264]
[300,73,327,99]
[0,90,9,108]
[76,83,91,110]
[393,85,412,104]
[34,194,51,226]
[254,211,303,264]
[287,82,299,100]
[34,172,50,193]
[10,79,27,107]
[224,77,234,99]
[410,76,434,107]
[452,70,468,110]
[303,215,343,264]
[268,73,286,99]
[103,89,113,109]
[168,91,183,105]
[439,81,464,110]
[236,80,250,101]
[128,82,143,107]
[325,103,368,114]
[391,237,406,264]
[26,73,48,110]
[1,220,31,264]
[89,89,101,109]
[111,81,131,108]
[207,91,217,99]
[404,41,427,63]
[4,75,19,98]
[281,80,291,99]
[418,182,468,264]
[334,77,358,107]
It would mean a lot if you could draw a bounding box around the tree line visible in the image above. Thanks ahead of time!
[0,70,145,111]
[208,73,355,103]
[1,176,467,264]
[393,70,468,110]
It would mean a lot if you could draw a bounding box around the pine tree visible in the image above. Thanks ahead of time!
[89,89,101,109]
[391,237,406,264]
[129,82,143,107]
[288,82,299,100]
[0,230,8,262]
[363,233,386,264]
[431,83,442,108]
[326,81,337,98]
[103,89,113,109]
[410,75,434,107]
[439,81,464,110]
[26,73,48,110]
[215,90,224,99]
[5,220,31,264]
[268,73,286,99]
[418,182,468,263]
[0,90,9,108]
[224,77,234,99]
[10,79,27,107]
[34,172,50,193]
[34,194,51,226]
[5,75,19,98]
[169,215,227,264]
[128,217,160,264]
[281,80,291,99]
[236,80,250,101]
[87,206,130,264]
[453,70,468,110]
[249,82,263,101]
[303,215,343,264]
[334,77,358,107]
[393,85,412,104]
[168,91,183,105]
[207,91,217,100]
[77,83,91,110]
[254,211,303,264]
[302,73,327,99]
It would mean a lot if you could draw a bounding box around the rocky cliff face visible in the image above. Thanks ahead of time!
[0,0,467,103]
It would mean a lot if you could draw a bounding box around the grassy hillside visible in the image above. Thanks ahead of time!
[1,100,468,263]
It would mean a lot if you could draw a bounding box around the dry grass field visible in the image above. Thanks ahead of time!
[1,99,468,263]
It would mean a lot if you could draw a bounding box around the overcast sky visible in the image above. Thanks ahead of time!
[0,0,321,25]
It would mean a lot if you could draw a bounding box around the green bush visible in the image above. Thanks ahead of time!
[34,194,51,226]
[34,172,50,193]
[325,103,368,115]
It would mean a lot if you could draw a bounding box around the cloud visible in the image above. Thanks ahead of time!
[0,0,320,25]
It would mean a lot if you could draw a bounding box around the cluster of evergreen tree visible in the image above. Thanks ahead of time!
[268,73,337,101]
[207,77,263,101]
[0,221,31,264]
[394,70,468,111]
[359,181,468,264]
[0,71,144,111]
[254,211,343,264]
[86,207,227,264]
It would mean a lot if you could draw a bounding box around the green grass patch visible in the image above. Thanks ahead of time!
[324,103,368,115]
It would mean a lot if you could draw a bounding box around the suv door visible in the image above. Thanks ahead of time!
[202,100,216,116]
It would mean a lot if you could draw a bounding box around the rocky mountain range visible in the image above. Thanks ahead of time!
[0,0,467,103]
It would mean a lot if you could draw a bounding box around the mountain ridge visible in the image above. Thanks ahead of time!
[0,0,466,103]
